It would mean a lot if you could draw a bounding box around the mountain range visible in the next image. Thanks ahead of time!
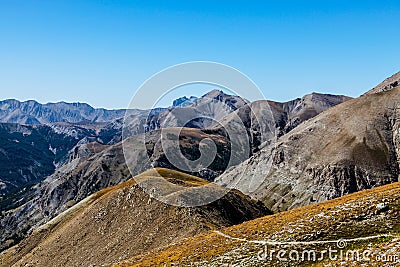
[0,71,399,266]
[0,90,349,198]
[0,99,126,125]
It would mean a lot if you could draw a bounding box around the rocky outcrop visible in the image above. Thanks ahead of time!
[365,71,400,95]
[279,92,352,133]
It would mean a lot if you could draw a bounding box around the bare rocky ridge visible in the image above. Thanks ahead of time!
[92,90,246,145]
[108,91,349,153]
[217,86,400,212]
[213,92,351,153]
[0,168,270,267]
[366,71,400,95]
[277,93,352,133]
[123,89,248,136]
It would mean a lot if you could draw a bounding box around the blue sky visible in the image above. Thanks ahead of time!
[0,0,399,109]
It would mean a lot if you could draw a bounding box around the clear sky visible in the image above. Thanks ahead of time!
[0,0,399,109]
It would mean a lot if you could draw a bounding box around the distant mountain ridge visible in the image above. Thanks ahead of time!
[0,99,126,124]
[173,96,198,107]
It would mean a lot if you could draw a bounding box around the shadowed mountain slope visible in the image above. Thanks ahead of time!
[0,123,100,196]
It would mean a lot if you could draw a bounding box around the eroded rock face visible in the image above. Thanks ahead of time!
[213,93,351,154]
[217,87,400,212]
[391,111,400,177]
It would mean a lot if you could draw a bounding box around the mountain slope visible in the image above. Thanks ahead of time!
[277,92,352,133]
[212,92,351,153]
[0,168,269,267]
[116,181,400,266]
[0,140,130,251]
[217,86,400,211]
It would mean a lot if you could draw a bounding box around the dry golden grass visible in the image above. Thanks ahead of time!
[116,182,400,266]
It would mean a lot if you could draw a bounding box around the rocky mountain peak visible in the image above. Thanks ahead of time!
[172,96,198,107]
[198,89,249,111]
[202,89,225,99]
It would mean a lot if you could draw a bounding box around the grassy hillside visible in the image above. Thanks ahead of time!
[0,168,269,267]
[116,182,400,266]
